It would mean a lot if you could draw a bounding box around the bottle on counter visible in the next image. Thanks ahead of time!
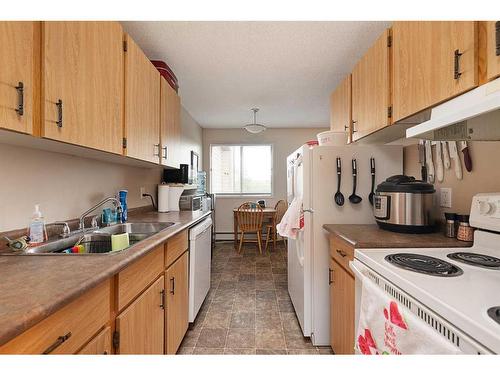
[456,214,474,242]
[118,190,128,222]
[444,212,457,238]
[28,204,47,245]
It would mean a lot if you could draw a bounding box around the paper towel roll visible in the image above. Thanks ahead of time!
[168,186,184,212]
[158,184,170,212]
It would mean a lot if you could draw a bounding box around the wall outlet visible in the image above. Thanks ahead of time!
[140,187,146,200]
[440,188,452,208]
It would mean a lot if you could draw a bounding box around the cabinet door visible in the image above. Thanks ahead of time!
[330,258,355,355]
[392,21,478,122]
[116,276,165,354]
[165,251,189,354]
[330,74,351,143]
[124,34,160,164]
[486,21,500,81]
[160,77,181,167]
[0,22,38,134]
[77,326,112,355]
[42,22,124,154]
[351,29,391,141]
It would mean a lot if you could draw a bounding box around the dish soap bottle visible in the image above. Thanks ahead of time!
[28,204,47,245]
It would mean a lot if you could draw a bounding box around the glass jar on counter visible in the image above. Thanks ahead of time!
[456,214,474,242]
[444,212,457,238]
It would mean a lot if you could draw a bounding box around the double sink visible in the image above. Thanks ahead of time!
[20,222,177,255]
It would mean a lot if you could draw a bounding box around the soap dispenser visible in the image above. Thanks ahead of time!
[28,204,47,245]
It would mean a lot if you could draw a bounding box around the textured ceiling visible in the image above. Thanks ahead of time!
[121,21,390,128]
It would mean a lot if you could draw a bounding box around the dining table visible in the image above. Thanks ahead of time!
[232,207,276,249]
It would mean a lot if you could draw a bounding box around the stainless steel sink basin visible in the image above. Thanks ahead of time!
[9,222,177,255]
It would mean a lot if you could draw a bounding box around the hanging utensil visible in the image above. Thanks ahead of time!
[418,140,427,181]
[448,141,463,180]
[368,157,376,205]
[348,158,362,204]
[460,141,472,172]
[334,157,344,206]
[435,141,444,182]
[425,140,435,183]
[442,141,451,170]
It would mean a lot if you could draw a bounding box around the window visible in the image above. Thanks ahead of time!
[210,144,273,196]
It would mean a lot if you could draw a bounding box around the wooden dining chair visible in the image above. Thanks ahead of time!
[236,202,264,254]
[265,199,288,251]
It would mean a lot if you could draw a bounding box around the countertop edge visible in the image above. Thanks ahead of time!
[0,210,211,347]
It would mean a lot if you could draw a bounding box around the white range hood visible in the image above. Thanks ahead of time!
[406,77,500,141]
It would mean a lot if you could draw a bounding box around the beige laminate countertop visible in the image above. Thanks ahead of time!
[0,209,211,347]
[322,224,472,249]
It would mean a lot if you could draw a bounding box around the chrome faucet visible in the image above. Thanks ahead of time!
[79,197,123,231]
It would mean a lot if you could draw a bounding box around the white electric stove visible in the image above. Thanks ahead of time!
[350,193,500,354]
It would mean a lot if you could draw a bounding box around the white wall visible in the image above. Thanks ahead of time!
[203,127,328,239]
[0,106,203,232]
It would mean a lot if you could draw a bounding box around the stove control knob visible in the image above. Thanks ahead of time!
[479,200,494,215]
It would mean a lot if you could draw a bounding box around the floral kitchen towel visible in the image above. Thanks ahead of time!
[355,273,463,355]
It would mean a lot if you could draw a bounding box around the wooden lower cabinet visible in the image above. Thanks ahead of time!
[165,251,189,354]
[330,258,355,354]
[115,276,165,354]
[78,326,112,355]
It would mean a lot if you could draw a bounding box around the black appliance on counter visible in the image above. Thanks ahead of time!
[163,164,189,184]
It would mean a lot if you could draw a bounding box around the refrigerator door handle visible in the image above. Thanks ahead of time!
[303,208,314,213]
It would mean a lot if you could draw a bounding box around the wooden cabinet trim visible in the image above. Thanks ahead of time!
[165,229,188,268]
[329,234,354,276]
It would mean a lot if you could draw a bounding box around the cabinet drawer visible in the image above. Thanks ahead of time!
[165,230,188,268]
[117,245,164,311]
[0,280,111,354]
[329,235,354,275]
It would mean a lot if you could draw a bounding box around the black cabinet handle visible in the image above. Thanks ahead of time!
[56,99,63,128]
[495,21,500,56]
[336,249,347,257]
[328,268,334,285]
[160,289,165,309]
[42,332,72,354]
[454,49,463,80]
[170,277,175,295]
[14,82,24,116]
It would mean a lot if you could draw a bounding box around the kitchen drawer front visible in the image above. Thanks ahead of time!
[165,230,188,268]
[0,280,111,354]
[117,245,164,311]
[329,235,354,275]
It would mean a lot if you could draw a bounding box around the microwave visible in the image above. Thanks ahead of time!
[179,195,202,211]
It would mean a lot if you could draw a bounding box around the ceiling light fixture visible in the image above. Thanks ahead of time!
[243,108,266,134]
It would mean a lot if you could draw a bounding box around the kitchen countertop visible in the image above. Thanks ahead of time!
[0,209,211,347]
[322,224,472,249]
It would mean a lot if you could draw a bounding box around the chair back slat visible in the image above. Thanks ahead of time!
[274,200,288,224]
[237,202,263,231]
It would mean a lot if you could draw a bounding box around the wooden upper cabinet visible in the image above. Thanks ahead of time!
[0,22,39,135]
[485,21,500,81]
[160,77,181,168]
[116,276,165,354]
[42,22,124,154]
[124,34,160,164]
[165,250,189,354]
[330,74,351,143]
[351,29,391,141]
[392,21,478,122]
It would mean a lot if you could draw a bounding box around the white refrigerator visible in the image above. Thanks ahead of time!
[286,144,402,346]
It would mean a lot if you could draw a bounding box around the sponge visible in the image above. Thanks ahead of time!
[111,233,130,252]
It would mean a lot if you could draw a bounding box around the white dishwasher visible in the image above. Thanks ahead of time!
[188,217,212,322]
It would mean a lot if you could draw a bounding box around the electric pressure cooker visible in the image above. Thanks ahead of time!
[373,175,435,234]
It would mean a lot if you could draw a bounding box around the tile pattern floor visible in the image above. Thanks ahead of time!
[178,241,333,355]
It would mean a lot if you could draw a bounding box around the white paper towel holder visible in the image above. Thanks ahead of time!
[158,183,170,212]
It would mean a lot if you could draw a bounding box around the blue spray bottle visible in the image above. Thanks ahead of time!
[118,190,128,222]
